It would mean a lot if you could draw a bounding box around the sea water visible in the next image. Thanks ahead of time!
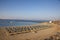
[0,19,48,27]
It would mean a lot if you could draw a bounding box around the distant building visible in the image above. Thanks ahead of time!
[49,21,52,23]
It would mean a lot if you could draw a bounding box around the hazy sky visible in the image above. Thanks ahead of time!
[0,0,60,20]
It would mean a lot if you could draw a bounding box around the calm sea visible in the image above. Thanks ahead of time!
[0,19,49,27]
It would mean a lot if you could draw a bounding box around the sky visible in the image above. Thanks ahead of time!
[0,0,60,20]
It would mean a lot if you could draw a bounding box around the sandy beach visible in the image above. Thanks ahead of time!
[0,21,60,40]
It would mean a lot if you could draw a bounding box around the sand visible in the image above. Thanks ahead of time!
[0,21,60,40]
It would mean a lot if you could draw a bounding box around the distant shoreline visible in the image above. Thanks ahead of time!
[0,19,49,22]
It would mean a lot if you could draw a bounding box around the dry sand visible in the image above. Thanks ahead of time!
[0,21,60,40]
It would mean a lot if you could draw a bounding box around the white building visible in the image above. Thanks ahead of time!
[49,21,52,23]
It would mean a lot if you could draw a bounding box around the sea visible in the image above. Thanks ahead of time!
[0,19,49,27]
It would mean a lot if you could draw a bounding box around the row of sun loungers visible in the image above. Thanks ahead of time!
[5,25,52,35]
